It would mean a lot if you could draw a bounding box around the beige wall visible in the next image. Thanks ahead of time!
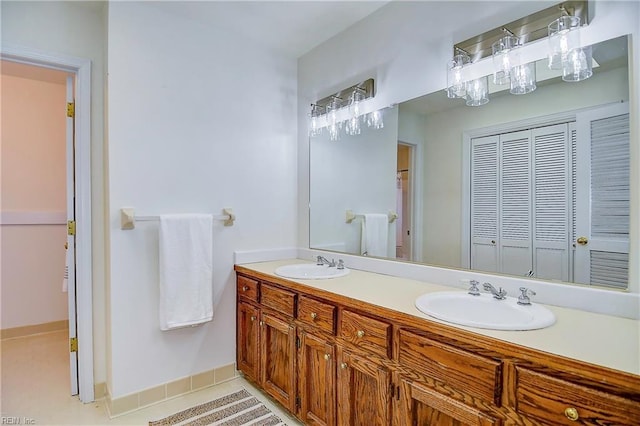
[1,67,68,329]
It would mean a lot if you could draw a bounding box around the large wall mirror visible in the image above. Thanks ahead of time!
[310,35,631,290]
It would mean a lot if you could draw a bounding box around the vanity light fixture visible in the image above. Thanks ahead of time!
[446,1,588,106]
[367,109,384,130]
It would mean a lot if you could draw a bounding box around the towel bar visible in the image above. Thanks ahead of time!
[120,207,235,230]
[345,209,397,224]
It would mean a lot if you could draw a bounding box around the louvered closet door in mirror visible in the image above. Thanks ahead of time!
[532,123,571,282]
[471,135,499,273]
[499,130,532,277]
[574,103,630,288]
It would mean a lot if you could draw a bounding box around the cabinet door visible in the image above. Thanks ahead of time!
[261,312,297,412]
[337,348,391,426]
[398,377,501,426]
[299,331,335,426]
[237,301,260,383]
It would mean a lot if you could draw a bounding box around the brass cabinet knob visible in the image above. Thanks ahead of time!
[250,316,256,322]
[310,312,317,320]
[242,286,249,292]
[576,236,589,246]
[259,321,264,327]
[340,362,348,369]
[564,407,579,421]
[356,330,365,338]
[324,353,331,361]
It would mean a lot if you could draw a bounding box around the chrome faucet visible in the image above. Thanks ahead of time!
[517,287,536,305]
[337,259,345,270]
[468,280,481,296]
[483,282,507,300]
[316,255,336,267]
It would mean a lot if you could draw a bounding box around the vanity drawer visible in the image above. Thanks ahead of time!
[237,276,259,302]
[298,295,336,334]
[340,310,391,358]
[515,367,640,425]
[261,283,296,317]
[398,329,502,406]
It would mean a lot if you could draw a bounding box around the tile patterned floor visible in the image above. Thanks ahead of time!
[0,330,301,425]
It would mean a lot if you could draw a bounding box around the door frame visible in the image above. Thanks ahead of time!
[398,140,422,262]
[1,43,94,403]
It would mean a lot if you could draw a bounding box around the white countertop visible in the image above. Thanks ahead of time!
[238,259,640,376]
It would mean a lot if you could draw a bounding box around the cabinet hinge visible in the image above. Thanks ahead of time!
[67,220,76,236]
[70,337,78,353]
[295,336,301,349]
[67,101,75,118]
[390,383,395,398]
[295,395,301,408]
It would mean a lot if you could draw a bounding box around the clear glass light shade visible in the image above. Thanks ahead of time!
[308,104,324,137]
[446,53,471,98]
[548,16,581,70]
[367,110,384,129]
[346,88,365,136]
[492,35,519,85]
[326,97,343,141]
[465,76,489,106]
[562,45,593,82]
[510,62,537,94]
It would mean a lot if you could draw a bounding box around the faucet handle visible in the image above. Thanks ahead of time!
[316,255,324,265]
[468,280,481,296]
[517,287,536,305]
[337,259,345,270]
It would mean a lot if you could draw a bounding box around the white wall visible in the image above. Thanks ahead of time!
[310,108,398,256]
[106,2,297,398]
[0,0,107,382]
[298,1,639,292]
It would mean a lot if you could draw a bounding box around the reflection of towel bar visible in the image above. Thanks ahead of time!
[345,209,397,224]
[120,207,235,230]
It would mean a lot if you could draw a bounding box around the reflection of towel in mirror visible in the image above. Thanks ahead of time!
[159,214,214,331]
[361,214,388,257]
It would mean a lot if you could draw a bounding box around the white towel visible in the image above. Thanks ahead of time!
[361,213,389,257]
[159,214,214,331]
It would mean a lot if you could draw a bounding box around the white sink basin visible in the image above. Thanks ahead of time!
[275,263,350,280]
[415,291,555,331]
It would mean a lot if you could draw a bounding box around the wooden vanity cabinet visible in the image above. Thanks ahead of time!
[235,268,640,426]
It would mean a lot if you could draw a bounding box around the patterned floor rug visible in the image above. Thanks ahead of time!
[149,389,287,426]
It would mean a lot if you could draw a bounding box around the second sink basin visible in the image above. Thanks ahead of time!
[415,291,555,331]
[275,263,350,280]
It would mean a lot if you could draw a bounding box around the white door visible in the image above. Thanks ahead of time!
[66,75,79,395]
[574,102,630,287]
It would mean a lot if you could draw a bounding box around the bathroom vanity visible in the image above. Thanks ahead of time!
[235,260,640,425]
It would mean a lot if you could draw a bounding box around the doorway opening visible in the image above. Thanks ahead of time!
[396,143,414,260]
[0,45,94,403]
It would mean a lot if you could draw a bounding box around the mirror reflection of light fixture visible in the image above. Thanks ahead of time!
[492,32,518,85]
[326,96,343,141]
[446,50,471,98]
[308,104,325,137]
[465,76,489,106]
[510,61,537,94]
[367,109,384,129]
[346,87,365,136]
[562,45,593,82]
